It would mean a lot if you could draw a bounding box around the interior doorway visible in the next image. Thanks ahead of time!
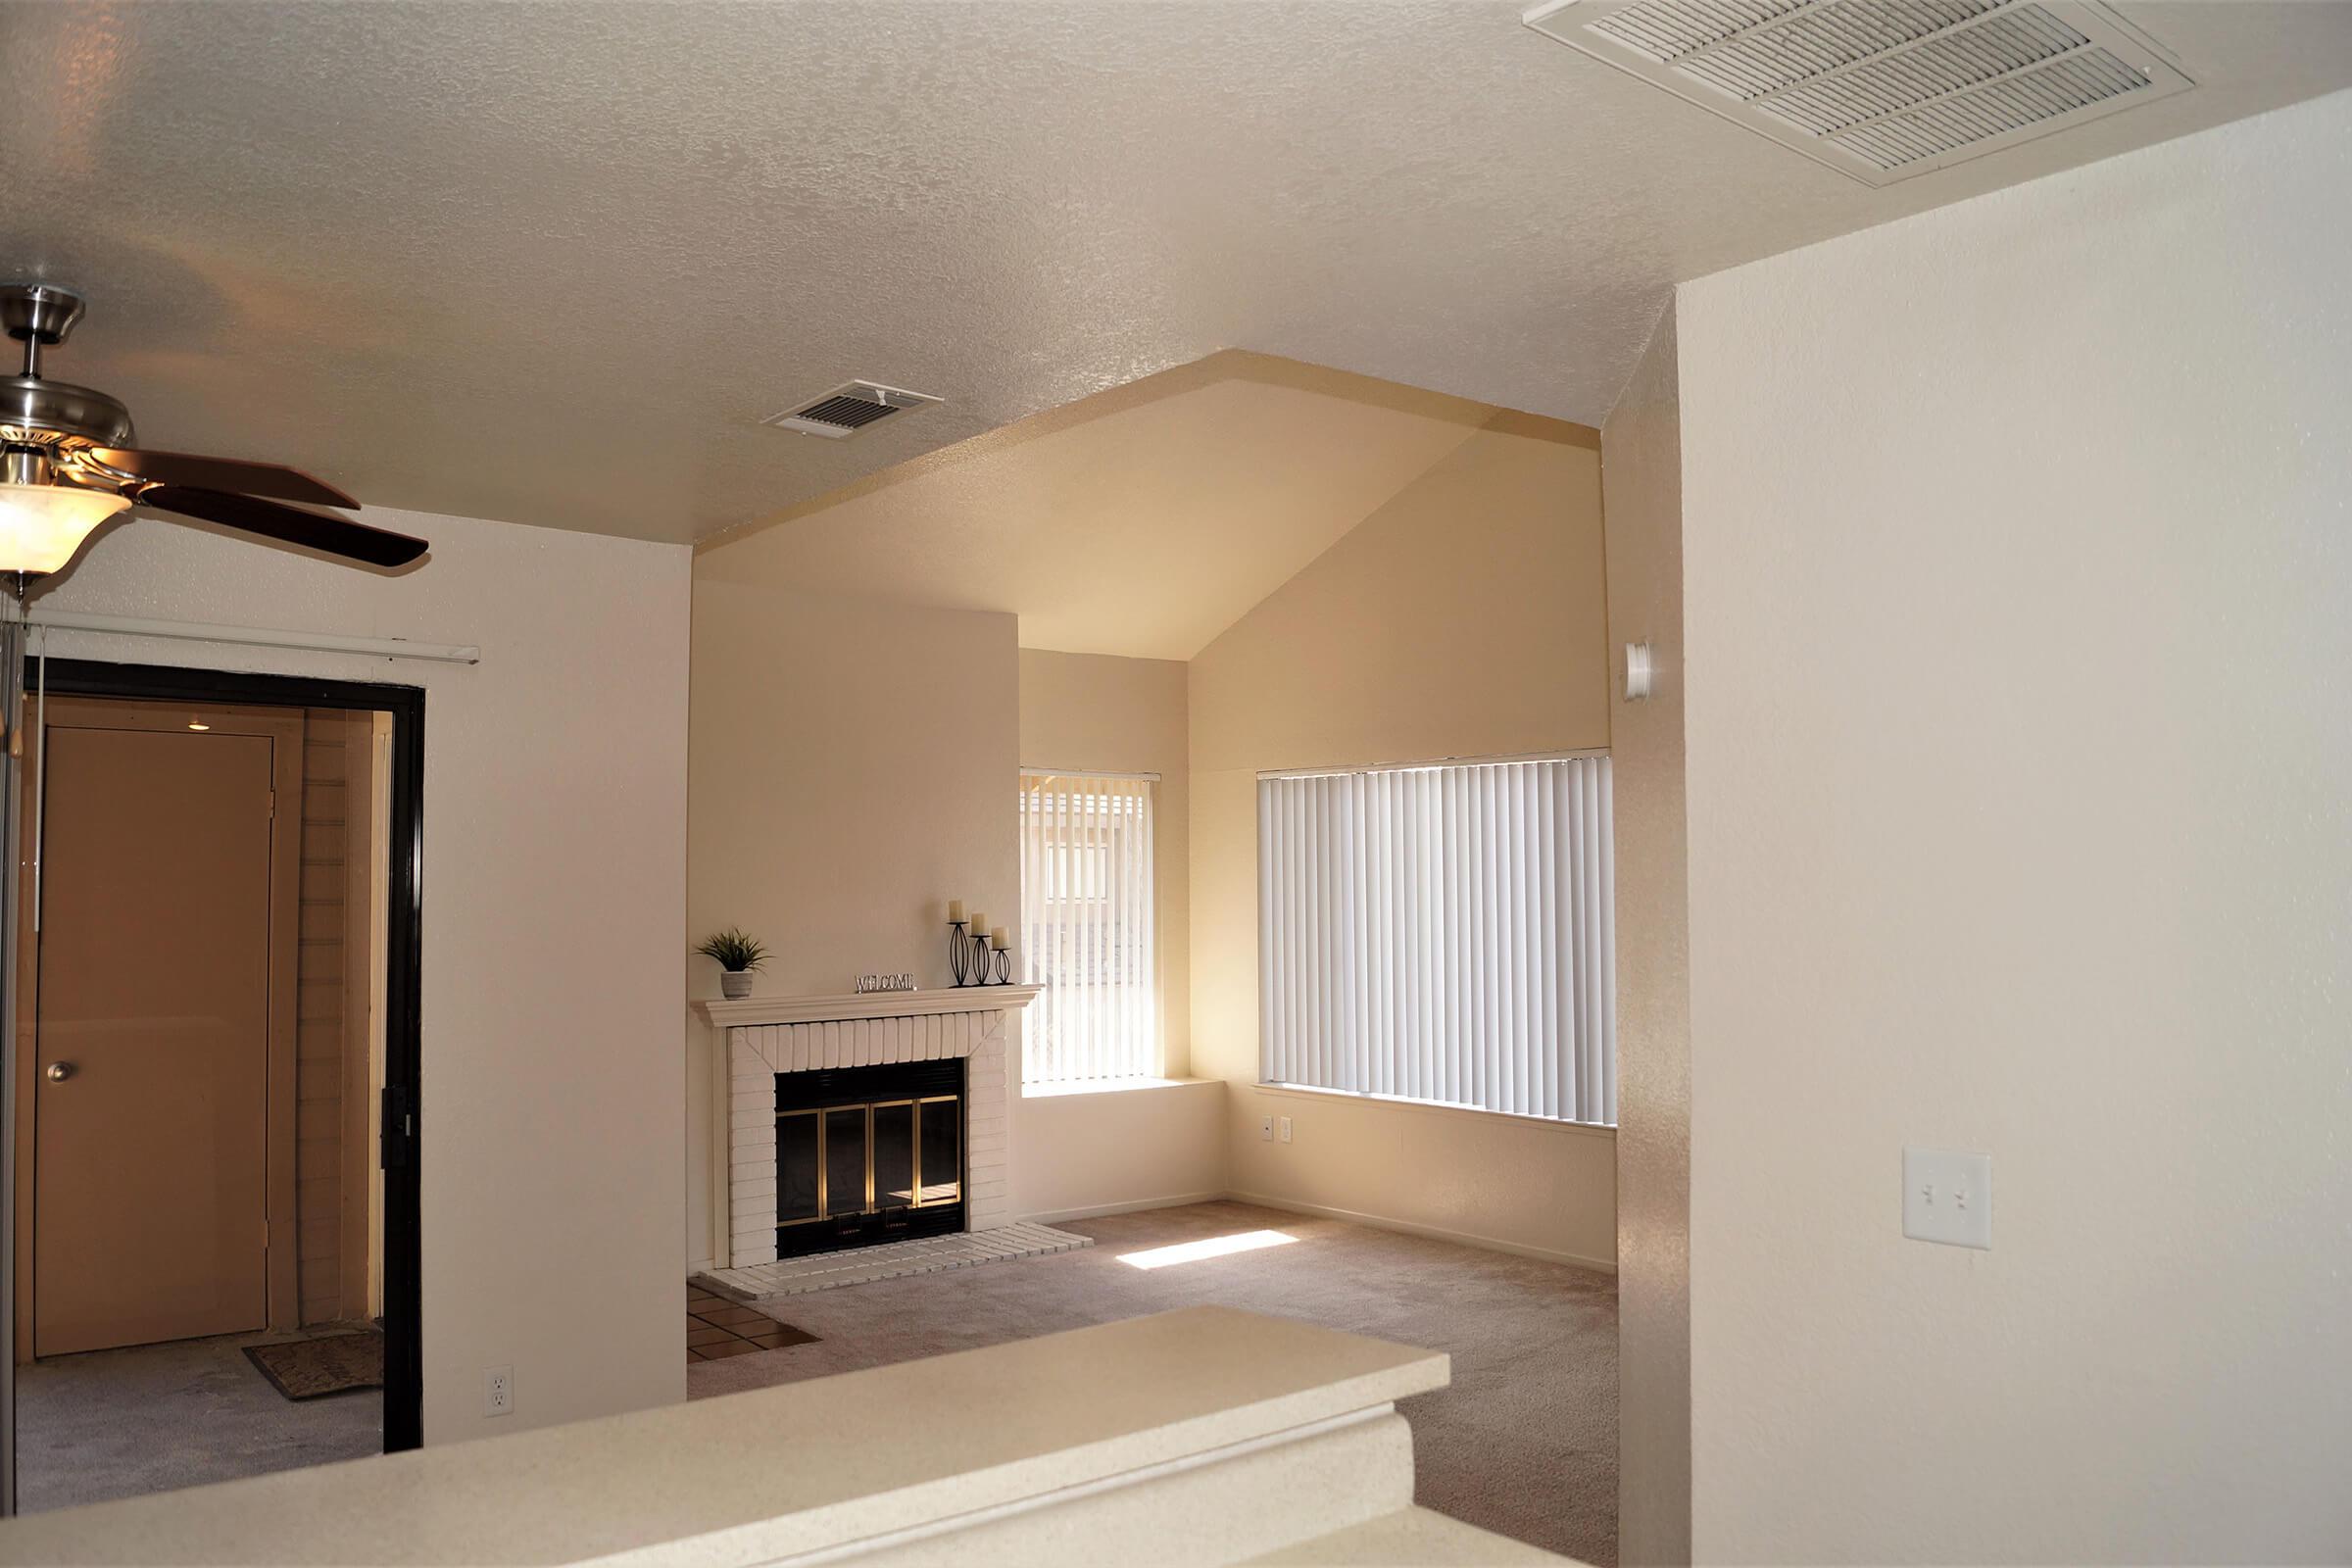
[4,661,422,1512]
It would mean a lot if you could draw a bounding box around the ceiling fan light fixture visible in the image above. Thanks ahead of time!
[0,282,427,573]
[0,481,131,576]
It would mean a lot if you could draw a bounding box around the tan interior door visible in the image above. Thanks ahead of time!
[32,724,277,1356]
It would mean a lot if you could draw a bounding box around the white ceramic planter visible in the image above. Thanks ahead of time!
[719,970,756,1001]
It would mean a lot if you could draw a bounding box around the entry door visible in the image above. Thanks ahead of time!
[32,723,278,1355]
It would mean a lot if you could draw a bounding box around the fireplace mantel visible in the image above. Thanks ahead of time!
[692,985,1041,1029]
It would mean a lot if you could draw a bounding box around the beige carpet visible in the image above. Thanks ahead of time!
[16,1327,382,1512]
[689,1200,1617,1565]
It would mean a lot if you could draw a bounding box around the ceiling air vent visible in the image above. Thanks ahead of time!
[1523,0,2191,187]
[761,381,942,440]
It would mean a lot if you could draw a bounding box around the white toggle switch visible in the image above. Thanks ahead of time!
[1902,1148,1991,1250]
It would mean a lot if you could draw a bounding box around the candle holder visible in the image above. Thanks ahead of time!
[947,919,1013,986]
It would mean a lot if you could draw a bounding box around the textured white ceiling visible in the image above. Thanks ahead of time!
[3,3,2346,545]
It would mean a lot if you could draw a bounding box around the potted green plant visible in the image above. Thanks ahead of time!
[697,928,770,1000]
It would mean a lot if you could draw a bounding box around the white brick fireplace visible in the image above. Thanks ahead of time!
[693,988,1040,1268]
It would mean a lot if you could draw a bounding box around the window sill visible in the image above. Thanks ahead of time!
[1021,1076,1217,1101]
[1250,1082,1617,1139]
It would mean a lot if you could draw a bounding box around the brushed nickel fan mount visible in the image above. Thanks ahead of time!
[0,281,426,590]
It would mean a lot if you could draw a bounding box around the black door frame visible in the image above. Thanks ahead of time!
[22,657,425,1452]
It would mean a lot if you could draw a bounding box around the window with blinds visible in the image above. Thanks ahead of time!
[1018,771,1157,1085]
[1257,755,1616,1125]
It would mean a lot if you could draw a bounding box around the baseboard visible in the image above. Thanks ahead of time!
[1225,1190,1617,1274]
[1016,1191,1228,1226]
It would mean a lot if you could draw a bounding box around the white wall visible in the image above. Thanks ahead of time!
[1676,90,2352,1562]
[29,507,690,1443]
[1191,415,1619,1269]
[1601,303,1691,1567]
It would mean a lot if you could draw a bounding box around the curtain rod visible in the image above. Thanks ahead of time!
[25,610,481,665]
[1258,747,1607,782]
[1021,766,1162,783]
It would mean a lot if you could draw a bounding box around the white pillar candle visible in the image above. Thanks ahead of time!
[968,911,988,936]
[948,899,964,923]
[991,926,1009,949]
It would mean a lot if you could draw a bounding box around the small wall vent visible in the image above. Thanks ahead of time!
[762,381,942,440]
[1523,0,2191,187]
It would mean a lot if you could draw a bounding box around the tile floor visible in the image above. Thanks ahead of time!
[686,1286,819,1363]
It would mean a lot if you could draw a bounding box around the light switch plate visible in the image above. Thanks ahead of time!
[1903,1148,1991,1250]
[1278,1115,1293,1144]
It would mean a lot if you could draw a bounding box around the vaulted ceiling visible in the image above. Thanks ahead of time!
[694,351,1582,660]
[5,3,2346,545]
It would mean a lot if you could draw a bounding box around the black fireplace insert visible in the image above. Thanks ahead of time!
[774,1058,964,1258]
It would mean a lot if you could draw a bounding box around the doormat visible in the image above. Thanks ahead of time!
[243,1329,383,1401]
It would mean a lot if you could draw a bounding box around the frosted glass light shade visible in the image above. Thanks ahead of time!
[0,483,130,574]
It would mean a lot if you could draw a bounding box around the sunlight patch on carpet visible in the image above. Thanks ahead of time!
[1116,1229,1297,1270]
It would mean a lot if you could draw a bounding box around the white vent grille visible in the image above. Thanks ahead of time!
[762,380,942,440]
[1525,0,2191,186]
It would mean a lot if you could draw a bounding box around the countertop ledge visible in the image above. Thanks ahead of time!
[0,1306,1447,1567]
[1245,1508,1576,1565]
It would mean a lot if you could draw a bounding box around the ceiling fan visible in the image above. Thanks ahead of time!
[0,281,427,591]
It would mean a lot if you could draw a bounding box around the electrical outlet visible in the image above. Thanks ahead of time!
[1903,1149,1991,1250]
[1259,1114,1274,1142]
[485,1364,514,1417]
[1278,1115,1293,1144]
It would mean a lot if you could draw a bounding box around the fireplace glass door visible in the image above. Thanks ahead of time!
[774,1060,964,1257]
[873,1102,914,1209]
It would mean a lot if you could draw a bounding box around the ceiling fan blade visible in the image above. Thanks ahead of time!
[89,447,359,509]
[137,485,427,568]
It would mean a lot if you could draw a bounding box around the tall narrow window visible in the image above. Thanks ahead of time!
[1018,771,1156,1085]
[1257,755,1615,1125]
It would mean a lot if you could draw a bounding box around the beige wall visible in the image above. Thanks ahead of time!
[293,708,376,1328]
[685,579,1019,1266]
[1675,91,2352,1561]
[30,507,691,1443]
[683,595,1236,1261]
[1190,414,1619,1268]
[1017,649,1192,1077]
[1014,1081,1225,1223]
[689,580,1019,1000]
[1602,305,1691,1566]
[1013,650,1225,1220]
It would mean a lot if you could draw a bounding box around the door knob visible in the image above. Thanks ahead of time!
[44,1061,73,1083]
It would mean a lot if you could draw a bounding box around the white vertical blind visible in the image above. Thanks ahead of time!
[1258,756,1615,1124]
[1018,771,1156,1084]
